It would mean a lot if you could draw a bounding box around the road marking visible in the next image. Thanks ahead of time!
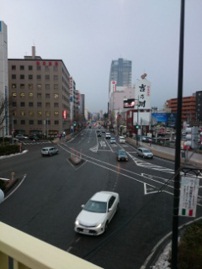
[144,183,159,195]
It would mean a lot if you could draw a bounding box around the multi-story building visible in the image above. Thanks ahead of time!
[166,95,196,124]
[109,58,132,89]
[8,46,71,137]
[0,21,9,136]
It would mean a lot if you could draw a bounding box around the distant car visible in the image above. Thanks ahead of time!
[142,136,152,143]
[137,147,153,159]
[110,137,116,144]
[41,146,58,156]
[117,149,128,161]
[15,134,28,140]
[119,136,125,143]
[29,135,39,141]
[74,191,120,236]
[105,133,111,139]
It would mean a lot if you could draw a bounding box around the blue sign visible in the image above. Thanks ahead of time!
[151,113,176,127]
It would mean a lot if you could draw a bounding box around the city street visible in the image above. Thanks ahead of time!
[0,128,201,269]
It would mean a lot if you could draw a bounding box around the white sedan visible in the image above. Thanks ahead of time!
[41,146,59,156]
[74,191,119,236]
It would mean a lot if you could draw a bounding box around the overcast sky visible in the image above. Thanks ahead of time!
[1,0,202,113]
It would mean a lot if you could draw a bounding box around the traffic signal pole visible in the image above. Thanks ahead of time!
[171,1,185,268]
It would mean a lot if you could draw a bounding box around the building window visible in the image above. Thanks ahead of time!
[54,84,58,90]
[37,75,41,80]
[38,120,42,125]
[53,66,58,72]
[29,120,34,125]
[20,65,24,70]
[28,75,33,80]
[54,102,59,108]
[37,93,42,98]
[54,120,59,125]
[45,66,49,71]
[20,75,25,79]
[28,66,33,70]
[29,92,34,98]
[21,120,25,125]
[45,84,50,90]
[12,84,16,88]
[54,93,59,99]
[45,75,50,80]
[20,111,26,116]
[20,102,25,107]
[45,112,50,117]
[37,84,42,90]
[54,75,58,81]
[38,111,42,117]
[28,84,33,89]
[12,102,17,107]
[12,74,16,79]
[46,93,50,99]
[29,102,33,107]
[37,65,41,71]
[11,65,16,70]
[12,92,17,97]
[37,102,42,107]
[54,111,59,116]
[45,102,50,108]
[20,92,25,97]
[29,111,34,117]
[20,84,25,89]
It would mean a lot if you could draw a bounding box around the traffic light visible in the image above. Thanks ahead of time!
[185,127,199,149]
[136,124,139,129]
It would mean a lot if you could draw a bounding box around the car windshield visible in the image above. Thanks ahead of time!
[84,200,107,213]
[142,149,151,153]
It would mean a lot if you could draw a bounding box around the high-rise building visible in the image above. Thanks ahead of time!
[109,58,132,90]
[8,46,71,137]
[0,21,9,136]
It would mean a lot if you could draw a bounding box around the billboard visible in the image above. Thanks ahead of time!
[123,98,135,108]
[133,112,151,126]
[151,113,176,127]
[135,77,151,109]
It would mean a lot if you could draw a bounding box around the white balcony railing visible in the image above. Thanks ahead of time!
[0,222,103,269]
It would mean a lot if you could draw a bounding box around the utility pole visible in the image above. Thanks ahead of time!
[171,1,185,268]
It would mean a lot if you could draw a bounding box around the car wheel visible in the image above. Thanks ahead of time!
[104,221,109,232]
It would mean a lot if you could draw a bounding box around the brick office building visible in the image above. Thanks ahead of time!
[8,47,72,137]
[166,95,196,124]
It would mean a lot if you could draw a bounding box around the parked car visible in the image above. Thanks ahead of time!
[105,132,111,139]
[137,147,153,159]
[110,137,116,144]
[74,191,119,236]
[117,149,128,161]
[41,147,59,156]
[119,136,125,143]
[15,134,28,140]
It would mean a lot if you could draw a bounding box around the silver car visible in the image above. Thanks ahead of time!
[74,191,120,236]
[41,146,59,156]
[137,147,153,159]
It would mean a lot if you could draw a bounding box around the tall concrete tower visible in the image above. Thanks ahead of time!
[0,21,9,136]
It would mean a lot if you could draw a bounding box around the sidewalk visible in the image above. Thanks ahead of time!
[126,137,202,167]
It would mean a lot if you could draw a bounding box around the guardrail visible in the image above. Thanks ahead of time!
[0,222,103,269]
